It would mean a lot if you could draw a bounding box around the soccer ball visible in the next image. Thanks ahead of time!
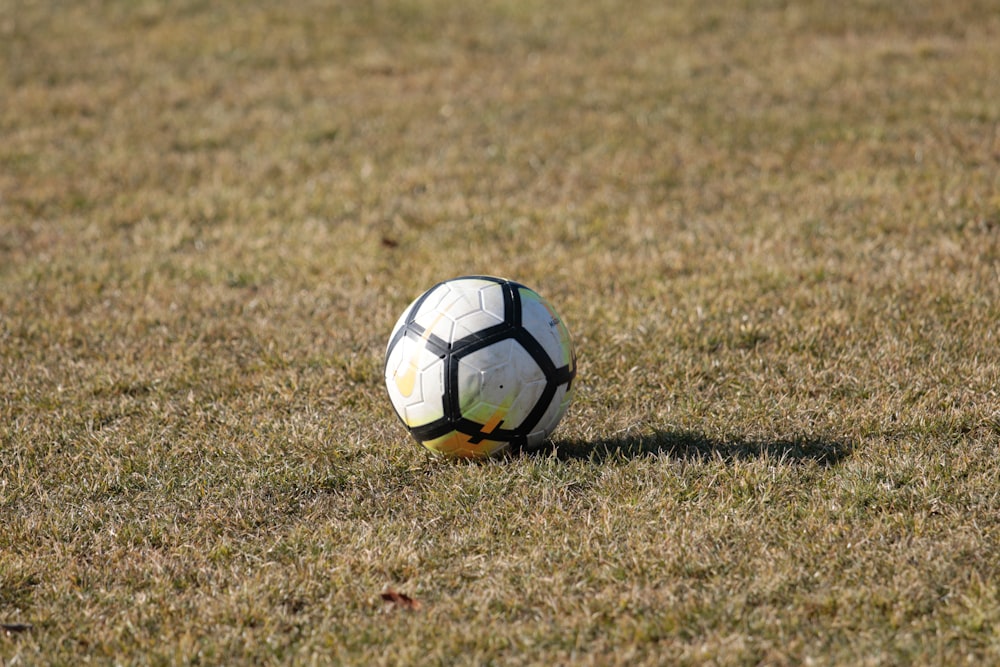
[384,276,577,458]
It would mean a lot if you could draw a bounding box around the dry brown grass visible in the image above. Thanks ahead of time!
[3,0,1000,664]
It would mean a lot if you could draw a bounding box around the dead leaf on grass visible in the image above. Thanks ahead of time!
[381,588,421,610]
[1,623,33,635]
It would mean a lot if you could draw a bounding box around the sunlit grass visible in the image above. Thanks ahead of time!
[2,0,999,664]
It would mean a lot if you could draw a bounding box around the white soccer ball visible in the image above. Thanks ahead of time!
[384,276,577,458]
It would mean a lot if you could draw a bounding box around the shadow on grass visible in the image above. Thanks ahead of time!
[544,428,852,466]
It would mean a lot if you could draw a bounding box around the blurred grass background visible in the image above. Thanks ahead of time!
[2,0,999,664]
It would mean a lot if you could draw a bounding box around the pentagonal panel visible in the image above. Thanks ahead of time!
[449,282,507,341]
[477,281,507,323]
[410,278,505,345]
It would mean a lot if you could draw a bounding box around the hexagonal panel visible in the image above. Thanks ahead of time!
[384,333,446,428]
[422,430,508,459]
[524,383,572,449]
[410,283,459,344]
[518,287,574,369]
[456,338,547,431]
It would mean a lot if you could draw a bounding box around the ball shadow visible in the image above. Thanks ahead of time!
[539,428,853,467]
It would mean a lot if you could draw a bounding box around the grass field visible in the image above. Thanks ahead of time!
[2,0,1000,664]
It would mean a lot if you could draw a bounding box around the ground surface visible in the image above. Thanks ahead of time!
[2,0,1000,664]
